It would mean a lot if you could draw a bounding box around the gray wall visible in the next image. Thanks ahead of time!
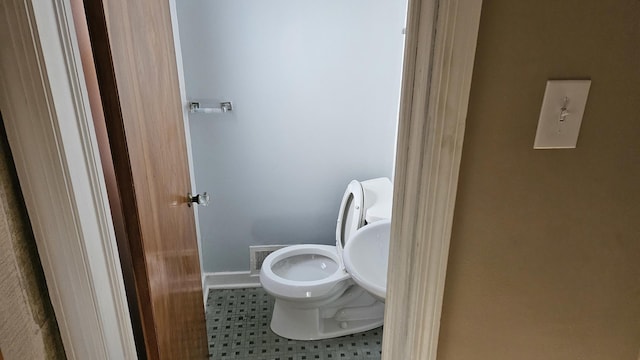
[439,1,640,359]
[176,0,406,272]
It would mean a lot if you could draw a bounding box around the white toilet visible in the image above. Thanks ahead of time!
[259,178,392,340]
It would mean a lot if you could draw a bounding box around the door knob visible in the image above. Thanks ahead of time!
[187,192,210,207]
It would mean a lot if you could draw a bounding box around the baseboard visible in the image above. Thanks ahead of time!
[203,271,262,300]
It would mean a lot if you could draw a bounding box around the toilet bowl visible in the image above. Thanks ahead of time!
[260,178,392,340]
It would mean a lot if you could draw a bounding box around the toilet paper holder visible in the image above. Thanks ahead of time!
[189,101,233,114]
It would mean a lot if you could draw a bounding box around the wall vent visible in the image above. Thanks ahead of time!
[250,245,286,275]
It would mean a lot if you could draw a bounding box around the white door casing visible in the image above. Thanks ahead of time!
[382,0,482,358]
[167,0,207,303]
[0,0,137,358]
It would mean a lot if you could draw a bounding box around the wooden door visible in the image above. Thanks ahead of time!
[81,0,208,359]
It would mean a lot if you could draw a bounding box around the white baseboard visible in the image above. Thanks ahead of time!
[203,271,262,300]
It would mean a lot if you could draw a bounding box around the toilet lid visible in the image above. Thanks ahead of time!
[335,180,364,260]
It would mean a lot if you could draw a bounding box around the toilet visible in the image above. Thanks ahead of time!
[259,178,392,340]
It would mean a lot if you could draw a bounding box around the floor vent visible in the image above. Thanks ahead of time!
[250,245,286,275]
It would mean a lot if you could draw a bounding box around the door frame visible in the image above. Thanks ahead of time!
[0,0,137,358]
[0,0,482,359]
[382,0,482,357]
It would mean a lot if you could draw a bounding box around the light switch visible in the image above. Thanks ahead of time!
[534,80,591,149]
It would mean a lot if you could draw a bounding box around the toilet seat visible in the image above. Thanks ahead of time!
[335,180,365,260]
[260,245,350,300]
[262,180,365,301]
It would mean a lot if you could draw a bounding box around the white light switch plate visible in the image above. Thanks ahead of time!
[534,80,591,149]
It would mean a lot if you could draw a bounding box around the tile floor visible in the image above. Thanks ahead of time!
[206,287,383,360]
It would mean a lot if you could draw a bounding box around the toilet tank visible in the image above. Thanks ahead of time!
[361,178,393,224]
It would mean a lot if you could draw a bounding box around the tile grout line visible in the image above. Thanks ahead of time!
[206,287,383,360]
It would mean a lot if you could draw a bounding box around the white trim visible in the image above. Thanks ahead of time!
[168,0,206,290]
[203,271,262,290]
[382,0,482,359]
[203,272,262,307]
[0,0,136,359]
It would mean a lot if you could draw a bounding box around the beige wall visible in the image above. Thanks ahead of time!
[438,1,640,359]
[0,120,65,359]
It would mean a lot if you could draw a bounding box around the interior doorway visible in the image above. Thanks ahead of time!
[0,0,482,358]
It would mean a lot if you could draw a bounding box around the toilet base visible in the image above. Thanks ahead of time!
[269,285,384,340]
